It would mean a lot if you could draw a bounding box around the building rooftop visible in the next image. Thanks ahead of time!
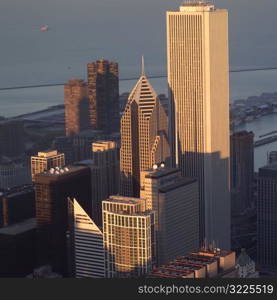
[0,218,36,235]
[105,195,145,206]
[179,1,215,12]
[34,164,88,179]
[36,150,60,158]
[144,166,180,179]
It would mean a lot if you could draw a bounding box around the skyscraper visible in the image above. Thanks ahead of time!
[120,62,171,197]
[31,150,65,180]
[87,59,120,133]
[257,163,277,271]
[64,79,89,136]
[140,166,199,265]
[166,2,230,248]
[34,165,92,276]
[230,131,254,214]
[91,141,119,225]
[68,198,104,278]
[0,120,25,158]
[102,195,155,278]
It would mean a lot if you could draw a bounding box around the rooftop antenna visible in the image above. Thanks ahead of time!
[141,55,145,76]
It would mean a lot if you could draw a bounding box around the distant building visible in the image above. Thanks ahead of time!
[0,120,25,158]
[68,198,105,278]
[120,63,170,197]
[149,248,236,278]
[0,218,36,277]
[236,248,259,278]
[87,59,120,133]
[34,164,92,276]
[102,196,155,278]
[31,150,65,180]
[268,151,277,164]
[257,163,277,271]
[140,166,199,265]
[0,184,35,228]
[0,156,31,190]
[230,131,254,214]
[64,79,89,136]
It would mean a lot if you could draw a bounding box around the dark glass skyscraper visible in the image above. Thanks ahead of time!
[87,59,120,133]
[34,165,92,276]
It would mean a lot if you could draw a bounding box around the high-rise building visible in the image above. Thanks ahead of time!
[166,2,230,248]
[87,59,120,133]
[68,198,105,278]
[120,63,171,197]
[0,185,35,228]
[90,141,119,225]
[31,150,65,180]
[140,166,199,265]
[102,195,155,278]
[0,120,25,158]
[0,157,31,190]
[230,131,254,214]
[34,165,92,276]
[257,163,277,271]
[0,218,36,277]
[64,79,89,136]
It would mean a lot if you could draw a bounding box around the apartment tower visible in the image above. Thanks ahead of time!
[120,61,171,197]
[87,59,120,133]
[64,79,89,136]
[166,2,230,248]
[102,196,155,278]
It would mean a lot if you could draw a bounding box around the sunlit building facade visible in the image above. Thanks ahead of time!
[166,2,230,248]
[120,64,170,197]
[102,196,155,278]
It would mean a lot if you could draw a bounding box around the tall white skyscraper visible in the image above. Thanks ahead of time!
[166,2,230,249]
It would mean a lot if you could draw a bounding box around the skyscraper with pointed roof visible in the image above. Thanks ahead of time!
[119,59,171,197]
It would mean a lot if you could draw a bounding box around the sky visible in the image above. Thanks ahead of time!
[1,0,277,85]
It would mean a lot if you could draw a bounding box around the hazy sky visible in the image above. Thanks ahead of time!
[1,0,277,84]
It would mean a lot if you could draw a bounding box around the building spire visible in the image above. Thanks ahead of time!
[141,56,145,76]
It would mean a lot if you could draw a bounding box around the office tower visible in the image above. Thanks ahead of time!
[140,166,199,265]
[31,150,65,180]
[257,163,277,271]
[68,198,104,278]
[230,131,254,214]
[166,2,230,248]
[87,59,120,133]
[120,63,171,197]
[91,141,119,225]
[102,196,155,278]
[0,185,35,228]
[0,120,25,158]
[0,157,31,190]
[0,218,36,277]
[34,165,92,276]
[64,79,89,136]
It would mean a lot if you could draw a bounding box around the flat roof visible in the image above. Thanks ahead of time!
[144,167,181,179]
[159,177,197,193]
[0,218,36,235]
